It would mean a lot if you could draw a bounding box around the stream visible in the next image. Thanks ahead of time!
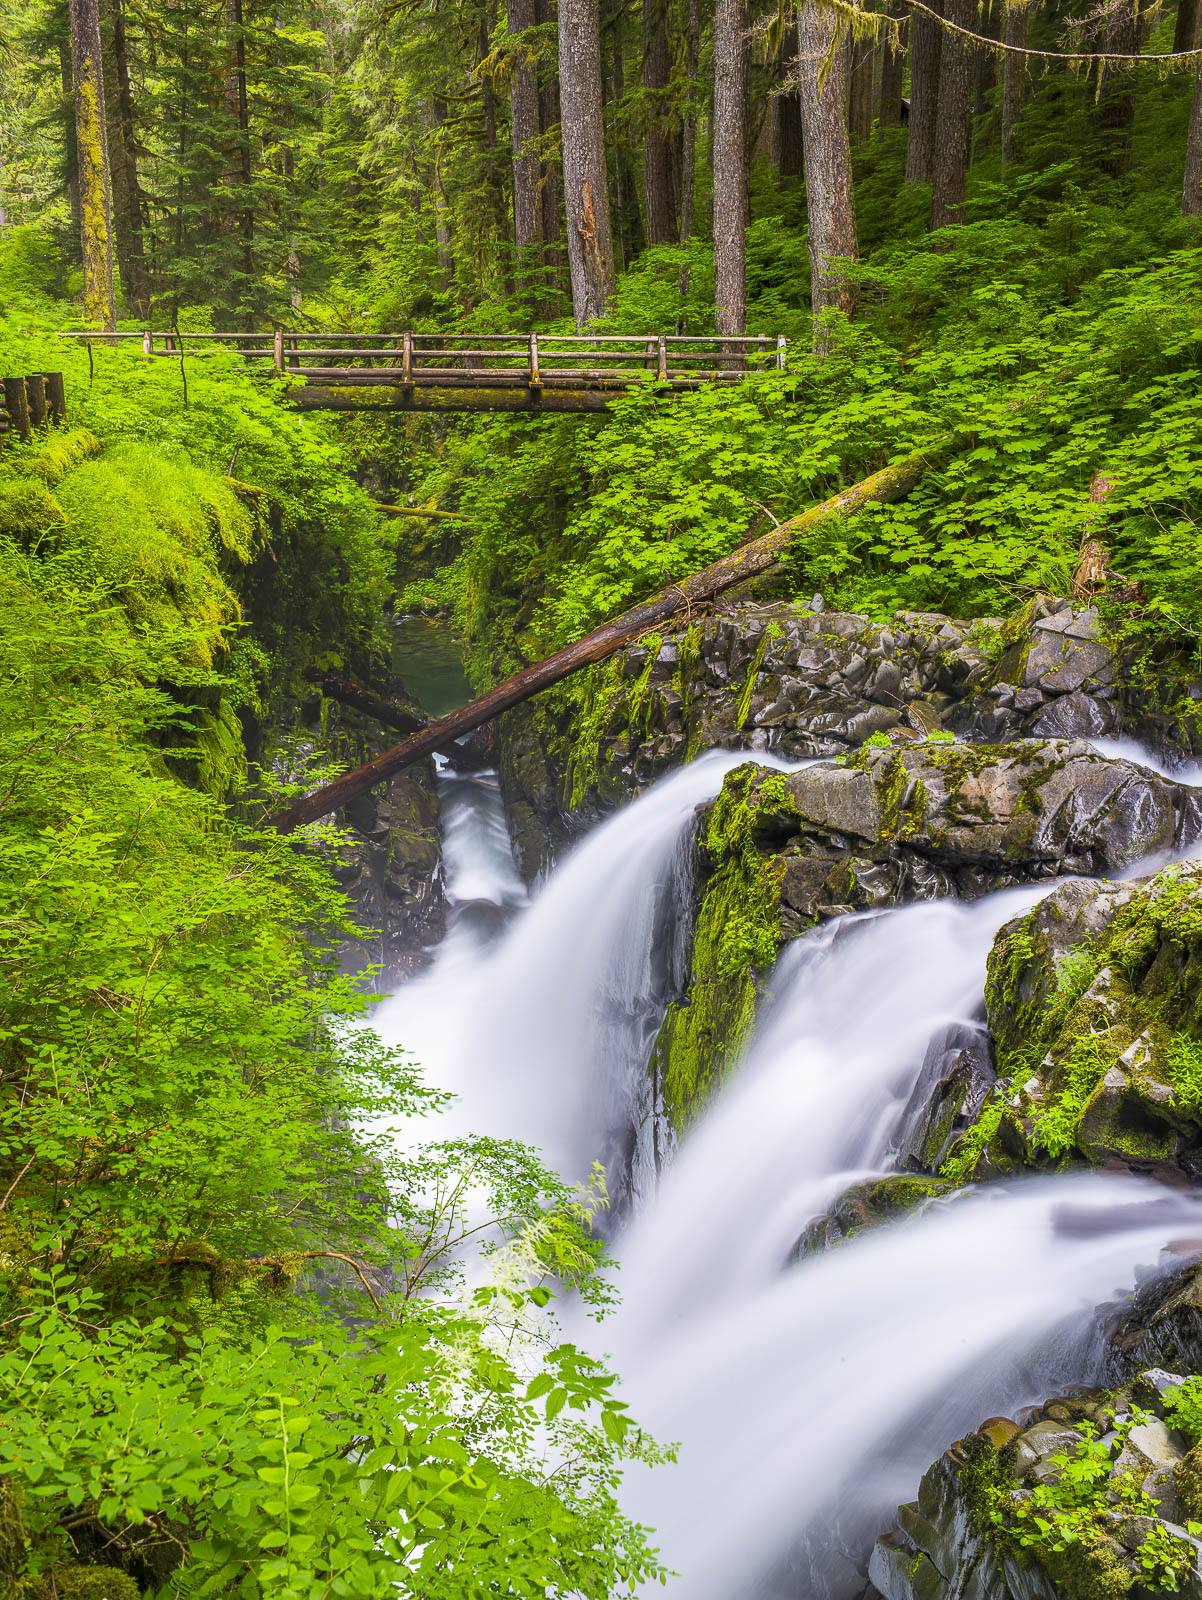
[376,620,1202,1600]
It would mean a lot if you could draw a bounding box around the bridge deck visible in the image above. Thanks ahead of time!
[60,330,788,413]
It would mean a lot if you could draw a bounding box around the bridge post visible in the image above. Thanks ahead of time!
[657,334,667,381]
[777,335,787,371]
[402,332,414,392]
[142,330,153,356]
[3,377,30,441]
[528,332,541,391]
[45,372,66,424]
[273,329,284,371]
[25,374,47,428]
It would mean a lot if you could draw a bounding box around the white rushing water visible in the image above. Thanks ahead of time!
[374,749,799,1183]
[383,740,1202,1600]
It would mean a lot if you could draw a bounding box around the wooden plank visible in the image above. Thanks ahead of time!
[289,383,615,414]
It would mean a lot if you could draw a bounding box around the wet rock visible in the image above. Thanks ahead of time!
[954,862,1202,1182]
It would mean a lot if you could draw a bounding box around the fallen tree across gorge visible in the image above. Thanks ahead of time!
[268,434,964,832]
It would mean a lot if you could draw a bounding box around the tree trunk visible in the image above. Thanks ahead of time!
[223,0,253,309]
[559,0,616,324]
[1186,8,1202,215]
[776,34,805,172]
[480,8,514,294]
[270,437,962,833]
[58,41,82,232]
[69,0,116,328]
[904,0,942,182]
[849,32,876,142]
[644,0,678,244]
[713,0,748,340]
[606,11,644,268]
[975,0,998,124]
[678,0,700,240]
[1174,0,1198,58]
[930,0,975,229]
[878,7,906,129]
[1072,470,1116,599]
[432,95,455,288]
[508,0,543,300]
[1002,4,1027,172]
[797,0,858,351]
[99,0,148,317]
[535,0,566,307]
[1097,0,1138,176]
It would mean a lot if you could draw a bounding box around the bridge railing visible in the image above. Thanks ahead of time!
[59,329,788,387]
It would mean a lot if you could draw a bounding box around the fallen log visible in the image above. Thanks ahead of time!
[269,435,961,832]
[301,667,495,770]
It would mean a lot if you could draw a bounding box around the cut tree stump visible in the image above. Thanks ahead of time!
[269,434,962,832]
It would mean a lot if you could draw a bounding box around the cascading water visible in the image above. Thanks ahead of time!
[380,732,1202,1600]
[374,749,798,1189]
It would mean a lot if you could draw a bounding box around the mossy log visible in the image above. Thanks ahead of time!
[269,435,963,832]
[301,667,494,769]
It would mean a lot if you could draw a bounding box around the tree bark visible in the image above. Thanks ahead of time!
[1174,0,1199,55]
[974,0,998,124]
[797,0,858,351]
[535,0,566,306]
[1186,8,1202,214]
[559,0,616,324]
[849,32,876,142]
[713,0,748,339]
[269,436,962,833]
[98,0,148,317]
[678,0,700,239]
[930,0,975,229]
[58,41,83,231]
[643,0,678,244]
[1097,0,1138,176]
[1072,470,1116,599]
[1001,4,1027,172]
[301,669,494,768]
[225,0,253,297]
[776,35,806,172]
[69,0,116,328]
[877,7,906,129]
[904,0,941,182]
[606,9,644,269]
[508,0,544,293]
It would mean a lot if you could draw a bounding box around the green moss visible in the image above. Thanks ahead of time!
[11,427,102,486]
[0,477,65,545]
[654,765,792,1128]
[735,629,771,731]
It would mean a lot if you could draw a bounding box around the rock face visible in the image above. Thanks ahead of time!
[870,1369,1202,1600]
[497,596,1202,872]
[649,742,1201,1129]
[298,677,445,982]
[946,861,1202,1183]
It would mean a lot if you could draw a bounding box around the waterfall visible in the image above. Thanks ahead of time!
[374,749,799,1187]
[380,743,1202,1600]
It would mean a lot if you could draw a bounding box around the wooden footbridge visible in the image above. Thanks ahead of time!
[60,330,788,414]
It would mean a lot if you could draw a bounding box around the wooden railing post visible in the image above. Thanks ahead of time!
[657,333,667,381]
[777,335,787,371]
[402,332,414,389]
[165,331,176,354]
[25,374,47,428]
[45,372,66,423]
[273,329,284,371]
[288,336,299,371]
[3,377,30,442]
[142,329,153,356]
[528,332,541,389]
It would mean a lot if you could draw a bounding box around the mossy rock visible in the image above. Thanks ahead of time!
[949,863,1202,1181]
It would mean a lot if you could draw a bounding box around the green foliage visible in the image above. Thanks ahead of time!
[989,1411,1202,1598]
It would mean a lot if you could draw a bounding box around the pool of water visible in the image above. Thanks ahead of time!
[391,614,472,717]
